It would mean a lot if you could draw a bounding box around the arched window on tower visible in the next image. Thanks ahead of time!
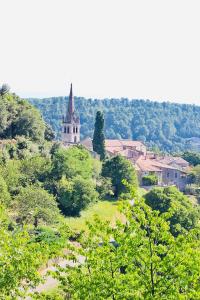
[64,126,66,133]
[73,127,75,133]
[67,127,70,133]
[76,127,78,133]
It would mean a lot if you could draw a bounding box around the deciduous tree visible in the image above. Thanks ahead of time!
[102,155,138,197]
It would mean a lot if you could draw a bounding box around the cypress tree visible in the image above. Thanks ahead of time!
[92,111,106,160]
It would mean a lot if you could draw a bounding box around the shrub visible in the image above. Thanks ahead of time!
[142,174,158,186]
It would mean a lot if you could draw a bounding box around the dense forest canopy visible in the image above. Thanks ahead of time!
[29,96,200,152]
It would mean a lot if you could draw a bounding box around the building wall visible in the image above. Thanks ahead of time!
[161,168,187,191]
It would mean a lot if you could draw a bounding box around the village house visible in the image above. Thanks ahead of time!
[81,138,188,191]
[62,85,189,191]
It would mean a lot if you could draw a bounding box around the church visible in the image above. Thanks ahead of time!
[61,83,80,145]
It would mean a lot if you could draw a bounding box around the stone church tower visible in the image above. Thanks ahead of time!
[61,84,80,144]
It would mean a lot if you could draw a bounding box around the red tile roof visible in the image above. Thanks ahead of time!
[105,139,145,148]
[135,157,179,172]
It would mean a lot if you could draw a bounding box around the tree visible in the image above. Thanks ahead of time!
[51,146,95,180]
[145,186,200,236]
[54,198,200,299]
[0,83,10,96]
[96,176,114,199]
[182,151,200,166]
[0,227,45,299]
[0,97,8,134]
[189,164,200,186]
[44,122,55,141]
[102,155,138,197]
[1,159,24,196]
[0,175,11,206]
[0,92,48,143]
[20,155,52,185]
[92,111,106,160]
[57,175,98,216]
[15,186,60,227]
[0,207,47,298]
[12,107,46,142]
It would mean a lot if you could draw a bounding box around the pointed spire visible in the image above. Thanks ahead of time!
[68,83,74,115]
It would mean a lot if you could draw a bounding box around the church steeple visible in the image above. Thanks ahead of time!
[61,84,80,145]
[68,83,74,115]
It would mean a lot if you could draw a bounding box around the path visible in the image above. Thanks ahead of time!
[26,253,84,298]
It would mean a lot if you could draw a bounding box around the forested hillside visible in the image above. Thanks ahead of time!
[29,97,200,152]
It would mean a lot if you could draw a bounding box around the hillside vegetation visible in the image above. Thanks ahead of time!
[1,90,200,298]
[29,96,200,152]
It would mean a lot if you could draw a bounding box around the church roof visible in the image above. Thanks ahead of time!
[68,83,74,115]
[64,84,80,124]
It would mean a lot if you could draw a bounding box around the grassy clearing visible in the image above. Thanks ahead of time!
[64,188,147,232]
[64,200,121,231]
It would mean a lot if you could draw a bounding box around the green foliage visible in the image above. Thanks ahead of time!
[20,155,52,184]
[53,198,200,299]
[92,111,106,160]
[44,122,55,141]
[52,145,95,180]
[0,159,23,195]
[29,96,200,152]
[0,207,67,299]
[0,175,11,205]
[12,107,46,142]
[182,151,200,166]
[142,173,158,186]
[96,176,114,199]
[0,83,10,96]
[0,226,47,299]
[0,92,49,142]
[32,288,65,300]
[15,185,60,227]
[102,155,138,197]
[145,186,200,236]
[30,225,69,259]
[189,164,200,186]
[57,176,98,216]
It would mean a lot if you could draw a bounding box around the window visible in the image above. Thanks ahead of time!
[175,173,178,179]
[64,126,66,133]
[76,127,78,133]
[67,127,70,133]
[73,127,75,133]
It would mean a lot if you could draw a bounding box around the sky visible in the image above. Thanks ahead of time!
[0,0,200,105]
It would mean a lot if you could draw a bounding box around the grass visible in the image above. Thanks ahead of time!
[64,188,147,232]
[64,199,121,231]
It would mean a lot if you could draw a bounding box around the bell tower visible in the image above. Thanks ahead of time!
[61,84,80,144]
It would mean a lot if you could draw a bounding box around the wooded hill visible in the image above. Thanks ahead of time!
[29,97,200,152]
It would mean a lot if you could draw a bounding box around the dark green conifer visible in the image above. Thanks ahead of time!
[92,111,106,160]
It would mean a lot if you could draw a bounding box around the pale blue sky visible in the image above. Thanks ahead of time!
[0,0,200,105]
